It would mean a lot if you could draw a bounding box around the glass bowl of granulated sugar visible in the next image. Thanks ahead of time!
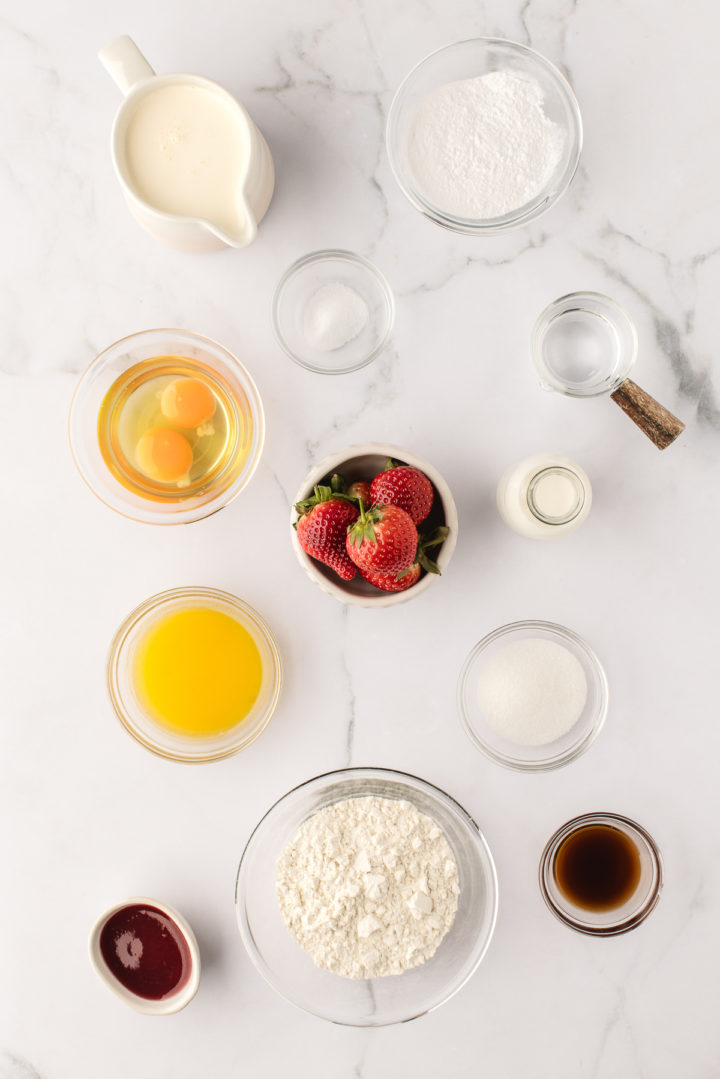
[235,767,498,1026]
[458,620,609,771]
[387,38,582,234]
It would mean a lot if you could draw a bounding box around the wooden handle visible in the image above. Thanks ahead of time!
[610,378,685,450]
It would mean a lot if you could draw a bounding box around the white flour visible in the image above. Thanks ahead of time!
[408,69,566,219]
[276,796,460,979]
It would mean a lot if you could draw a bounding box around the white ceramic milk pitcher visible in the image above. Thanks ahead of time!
[99,36,275,252]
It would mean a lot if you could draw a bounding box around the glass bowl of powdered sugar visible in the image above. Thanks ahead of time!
[458,620,608,771]
[235,767,498,1026]
[387,38,582,234]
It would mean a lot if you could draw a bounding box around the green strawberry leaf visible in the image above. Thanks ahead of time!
[415,525,449,575]
[294,483,355,517]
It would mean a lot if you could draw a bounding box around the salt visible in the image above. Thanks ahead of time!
[303,282,369,352]
[477,638,587,746]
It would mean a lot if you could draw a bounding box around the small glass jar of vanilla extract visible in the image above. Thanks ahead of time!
[539,812,663,935]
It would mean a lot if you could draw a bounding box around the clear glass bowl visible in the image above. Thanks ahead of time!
[458,620,608,771]
[107,587,283,763]
[387,38,582,235]
[235,767,498,1026]
[539,812,663,935]
[531,291,639,397]
[69,328,265,524]
[272,251,394,374]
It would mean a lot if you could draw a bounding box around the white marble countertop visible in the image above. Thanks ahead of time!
[3,0,720,1076]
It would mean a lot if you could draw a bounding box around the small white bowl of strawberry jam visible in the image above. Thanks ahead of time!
[89,897,200,1014]
[291,443,458,608]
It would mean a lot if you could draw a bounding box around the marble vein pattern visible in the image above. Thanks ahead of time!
[2,0,720,1077]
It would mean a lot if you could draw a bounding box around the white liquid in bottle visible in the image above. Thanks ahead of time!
[497,454,592,538]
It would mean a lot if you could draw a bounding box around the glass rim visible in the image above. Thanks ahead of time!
[106,586,283,763]
[526,466,586,525]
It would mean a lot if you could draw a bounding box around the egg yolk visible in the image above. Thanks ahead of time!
[160,378,216,428]
[135,427,193,482]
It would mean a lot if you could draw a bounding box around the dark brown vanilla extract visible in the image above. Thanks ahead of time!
[554,825,642,912]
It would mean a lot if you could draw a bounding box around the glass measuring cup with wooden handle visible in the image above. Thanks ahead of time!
[531,292,685,450]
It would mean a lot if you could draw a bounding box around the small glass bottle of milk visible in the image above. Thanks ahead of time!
[496,454,592,538]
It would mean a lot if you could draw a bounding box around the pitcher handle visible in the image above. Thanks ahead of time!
[99,35,155,95]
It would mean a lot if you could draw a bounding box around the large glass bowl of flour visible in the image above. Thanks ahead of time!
[387,38,582,234]
[235,767,498,1026]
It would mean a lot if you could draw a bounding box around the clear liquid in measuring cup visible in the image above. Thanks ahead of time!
[541,309,622,392]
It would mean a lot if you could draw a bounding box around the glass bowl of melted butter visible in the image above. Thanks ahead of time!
[69,328,264,524]
[107,587,283,762]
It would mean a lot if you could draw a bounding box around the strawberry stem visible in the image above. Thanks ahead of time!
[294,481,355,517]
[347,500,379,547]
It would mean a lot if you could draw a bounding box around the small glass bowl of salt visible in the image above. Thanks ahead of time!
[272,250,394,374]
[457,620,608,772]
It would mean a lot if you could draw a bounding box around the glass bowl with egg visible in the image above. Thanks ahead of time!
[235,767,498,1026]
[107,587,283,763]
[69,328,264,524]
[458,620,608,771]
[387,38,582,234]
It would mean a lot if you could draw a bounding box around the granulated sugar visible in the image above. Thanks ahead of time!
[477,638,587,745]
[408,69,566,219]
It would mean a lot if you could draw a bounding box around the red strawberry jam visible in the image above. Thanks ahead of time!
[99,904,192,1001]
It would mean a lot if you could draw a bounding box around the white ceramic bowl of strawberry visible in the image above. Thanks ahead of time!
[291,443,458,608]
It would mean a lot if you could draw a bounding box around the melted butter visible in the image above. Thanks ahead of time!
[123,83,249,237]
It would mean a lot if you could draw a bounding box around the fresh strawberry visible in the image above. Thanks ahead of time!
[359,525,449,592]
[346,503,417,576]
[347,480,372,505]
[295,485,359,580]
[369,460,434,524]
[360,563,421,592]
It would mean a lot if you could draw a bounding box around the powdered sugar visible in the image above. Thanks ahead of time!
[275,796,460,979]
[408,70,566,219]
